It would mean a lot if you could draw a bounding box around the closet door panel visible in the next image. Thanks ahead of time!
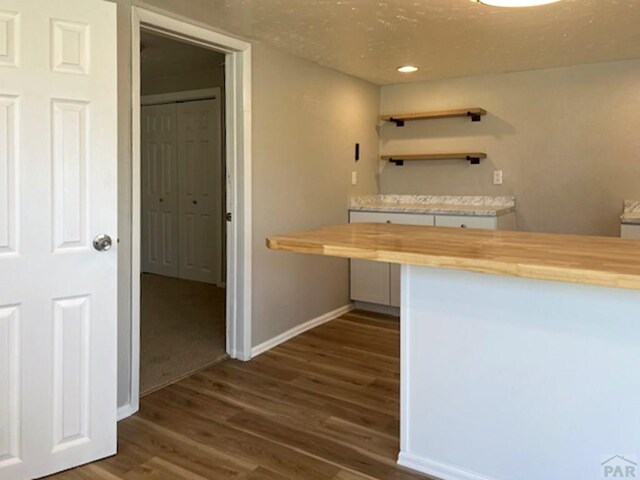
[141,104,179,277]
[177,98,223,285]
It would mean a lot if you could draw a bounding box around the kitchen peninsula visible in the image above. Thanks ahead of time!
[267,223,640,480]
[348,195,516,311]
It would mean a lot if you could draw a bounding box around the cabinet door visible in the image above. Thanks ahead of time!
[349,211,391,304]
[435,215,497,230]
[350,259,392,305]
[349,211,437,306]
[386,213,435,307]
[389,264,402,308]
[622,224,640,239]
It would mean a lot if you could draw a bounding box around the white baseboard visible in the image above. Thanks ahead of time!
[229,348,252,361]
[398,452,499,480]
[251,303,354,358]
[117,402,138,422]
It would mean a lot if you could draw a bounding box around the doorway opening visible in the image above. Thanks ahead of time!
[125,7,252,418]
[138,31,227,394]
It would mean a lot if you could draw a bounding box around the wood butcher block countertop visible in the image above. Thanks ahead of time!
[267,223,640,290]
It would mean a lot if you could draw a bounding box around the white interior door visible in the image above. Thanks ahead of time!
[0,1,118,479]
[141,104,179,277]
[177,98,223,285]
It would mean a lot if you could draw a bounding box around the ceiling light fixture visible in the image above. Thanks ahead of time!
[474,0,562,7]
[397,65,419,73]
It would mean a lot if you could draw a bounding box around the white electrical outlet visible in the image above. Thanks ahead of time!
[351,171,357,186]
[493,170,503,185]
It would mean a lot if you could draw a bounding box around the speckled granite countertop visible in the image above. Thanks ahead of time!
[621,200,640,225]
[350,195,516,217]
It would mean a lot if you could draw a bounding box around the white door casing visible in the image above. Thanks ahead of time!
[130,10,253,416]
[141,104,179,277]
[177,98,223,285]
[0,1,118,479]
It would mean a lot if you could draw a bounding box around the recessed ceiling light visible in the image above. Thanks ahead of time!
[397,65,419,73]
[474,0,562,7]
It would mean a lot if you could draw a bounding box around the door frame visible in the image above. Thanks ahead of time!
[128,7,253,415]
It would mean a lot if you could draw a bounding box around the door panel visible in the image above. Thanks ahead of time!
[50,20,90,75]
[0,11,18,68]
[52,296,91,452]
[0,305,19,468]
[0,1,118,478]
[177,99,223,284]
[52,100,90,252]
[141,104,179,277]
[0,95,17,256]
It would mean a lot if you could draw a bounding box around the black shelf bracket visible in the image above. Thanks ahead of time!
[467,111,482,122]
[389,117,405,127]
[466,156,481,165]
[389,158,404,166]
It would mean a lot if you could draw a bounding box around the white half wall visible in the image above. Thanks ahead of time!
[400,264,640,480]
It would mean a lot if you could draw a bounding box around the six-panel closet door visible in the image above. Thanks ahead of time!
[141,98,223,285]
[177,99,223,285]
[141,104,180,277]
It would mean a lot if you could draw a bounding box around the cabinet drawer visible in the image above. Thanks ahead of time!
[350,211,435,226]
[434,215,497,230]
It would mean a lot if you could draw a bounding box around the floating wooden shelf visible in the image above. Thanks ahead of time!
[382,153,487,166]
[381,108,487,127]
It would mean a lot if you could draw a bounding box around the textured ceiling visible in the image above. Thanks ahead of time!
[189,0,640,85]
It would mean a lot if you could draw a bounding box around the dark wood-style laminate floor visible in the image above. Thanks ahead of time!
[47,310,436,480]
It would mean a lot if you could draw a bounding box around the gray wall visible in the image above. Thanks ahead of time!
[115,0,380,407]
[140,30,225,95]
[141,66,224,95]
[380,60,640,236]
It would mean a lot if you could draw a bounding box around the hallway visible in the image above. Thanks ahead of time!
[140,273,227,394]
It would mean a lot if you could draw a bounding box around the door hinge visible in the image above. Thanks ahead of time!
[226,212,232,222]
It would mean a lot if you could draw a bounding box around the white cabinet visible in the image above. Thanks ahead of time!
[350,210,515,308]
[349,211,435,307]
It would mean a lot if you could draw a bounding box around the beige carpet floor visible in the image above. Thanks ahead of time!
[140,273,227,395]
